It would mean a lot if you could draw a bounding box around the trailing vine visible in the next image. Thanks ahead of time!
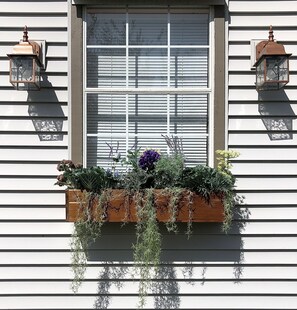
[163,187,184,233]
[70,190,108,292]
[185,189,194,239]
[133,188,162,308]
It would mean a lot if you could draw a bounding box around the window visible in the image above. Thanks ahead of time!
[70,4,225,167]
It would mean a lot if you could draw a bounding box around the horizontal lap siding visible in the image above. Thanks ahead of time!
[2,296,297,309]
[2,1,297,310]
[227,1,297,310]
[0,1,69,310]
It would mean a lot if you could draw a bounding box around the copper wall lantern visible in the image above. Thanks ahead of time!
[7,26,45,90]
[254,26,291,91]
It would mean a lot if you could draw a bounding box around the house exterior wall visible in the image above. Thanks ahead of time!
[227,0,297,308]
[0,0,71,308]
[0,0,296,309]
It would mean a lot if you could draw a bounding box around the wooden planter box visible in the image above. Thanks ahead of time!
[66,189,225,223]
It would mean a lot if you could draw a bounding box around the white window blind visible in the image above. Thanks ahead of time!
[85,8,211,167]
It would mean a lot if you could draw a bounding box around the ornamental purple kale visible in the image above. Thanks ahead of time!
[138,149,161,171]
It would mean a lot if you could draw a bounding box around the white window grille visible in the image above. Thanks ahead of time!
[84,7,213,167]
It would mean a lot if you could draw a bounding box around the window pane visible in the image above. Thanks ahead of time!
[170,13,208,45]
[129,94,168,152]
[128,94,168,150]
[129,48,167,87]
[180,136,208,165]
[87,48,126,88]
[170,94,208,165]
[87,136,127,168]
[87,94,127,167]
[87,93,126,134]
[87,13,126,45]
[170,48,208,87]
[129,13,167,45]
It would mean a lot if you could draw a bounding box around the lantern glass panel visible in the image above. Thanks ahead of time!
[256,58,265,88]
[256,56,289,91]
[10,56,40,90]
[266,56,288,83]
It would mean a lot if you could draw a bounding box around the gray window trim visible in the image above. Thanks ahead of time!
[72,0,225,5]
[70,3,225,165]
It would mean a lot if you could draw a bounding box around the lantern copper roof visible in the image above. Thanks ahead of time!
[254,26,291,66]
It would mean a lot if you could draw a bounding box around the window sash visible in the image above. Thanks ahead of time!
[83,7,213,167]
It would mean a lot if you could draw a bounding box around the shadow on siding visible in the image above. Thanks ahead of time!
[258,89,296,140]
[87,206,248,309]
[27,75,65,141]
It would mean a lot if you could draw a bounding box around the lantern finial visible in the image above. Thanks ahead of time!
[23,26,28,42]
[268,25,274,42]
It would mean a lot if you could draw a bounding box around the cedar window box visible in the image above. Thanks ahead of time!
[66,189,225,223]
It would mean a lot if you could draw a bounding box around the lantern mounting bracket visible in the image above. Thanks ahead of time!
[250,39,267,70]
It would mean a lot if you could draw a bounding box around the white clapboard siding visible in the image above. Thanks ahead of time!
[0,192,65,207]
[0,89,68,102]
[0,0,68,217]
[0,148,68,161]
[0,222,72,235]
[0,178,59,190]
[0,104,68,116]
[0,45,68,58]
[232,162,297,175]
[238,192,297,206]
[236,177,297,190]
[0,120,68,132]
[229,43,297,57]
[229,1,297,12]
[0,135,68,146]
[1,236,297,250]
[1,251,297,265]
[42,60,68,73]
[235,207,297,220]
[0,1,68,13]
[0,31,68,43]
[0,75,68,88]
[0,221,296,236]
[0,208,65,220]
[229,59,252,71]
[230,29,297,42]
[1,265,297,280]
[229,119,297,130]
[1,296,297,310]
[230,103,297,116]
[229,133,296,146]
[1,281,297,295]
[230,15,297,27]
[0,59,68,73]
[0,16,67,28]
[229,73,297,87]
[229,88,297,101]
[232,147,297,160]
[230,58,297,72]
[0,1,296,310]
[227,2,297,310]
[0,163,60,175]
